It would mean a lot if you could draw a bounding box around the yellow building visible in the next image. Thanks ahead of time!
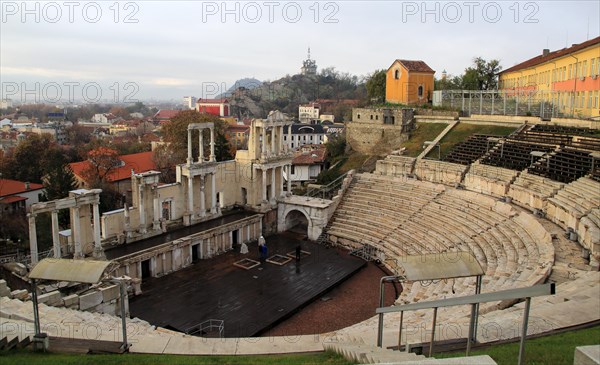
[499,36,600,118]
[385,59,435,105]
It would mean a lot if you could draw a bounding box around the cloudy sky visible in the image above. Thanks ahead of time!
[1,1,598,103]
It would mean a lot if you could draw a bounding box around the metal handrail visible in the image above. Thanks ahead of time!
[376,283,555,365]
[185,319,224,338]
[305,172,348,199]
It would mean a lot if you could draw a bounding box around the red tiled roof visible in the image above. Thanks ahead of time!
[0,179,44,197]
[69,151,157,183]
[390,59,435,73]
[154,110,181,120]
[500,36,600,74]
[197,98,229,104]
[293,148,327,165]
[227,124,250,132]
[0,195,27,204]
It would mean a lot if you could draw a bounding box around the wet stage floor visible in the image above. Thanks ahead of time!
[129,232,366,338]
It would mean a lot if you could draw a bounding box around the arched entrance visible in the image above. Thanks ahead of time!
[284,209,309,236]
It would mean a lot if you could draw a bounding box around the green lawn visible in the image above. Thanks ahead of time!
[399,123,448,157]
[0,350,352,365]
[425,123,517,159]
[436,325,600,365]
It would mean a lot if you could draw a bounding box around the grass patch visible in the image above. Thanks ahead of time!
[425,123,517,159]
[399,123,448,157]
[436,325,600,365]
[338,152,369,173]
[0,349,353,365]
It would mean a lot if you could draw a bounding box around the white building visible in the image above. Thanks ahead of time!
[183,96,197,110]
[298,103,320,124]
[286,145,327,185]
[283,124,325,149]
[0,99,13,109]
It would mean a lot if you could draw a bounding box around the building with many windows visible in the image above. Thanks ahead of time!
[298,102,320,124]
[498,36,600,118]
[283,123,325,149]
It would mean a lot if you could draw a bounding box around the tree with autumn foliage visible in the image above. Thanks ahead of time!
[159,110,233,166]
[81,147,121,186]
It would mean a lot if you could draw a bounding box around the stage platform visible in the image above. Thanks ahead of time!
[105,209,256,259]
[129,233,366,338]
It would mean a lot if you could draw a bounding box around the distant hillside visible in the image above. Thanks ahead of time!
[218,78,262,98]
[226,70,367,121]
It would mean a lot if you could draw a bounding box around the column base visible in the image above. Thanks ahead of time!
[183,214,192,226]
[152,221,161,231]
[92,247,106,260]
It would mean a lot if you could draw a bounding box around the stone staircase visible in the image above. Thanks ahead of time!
[324,335,497,364]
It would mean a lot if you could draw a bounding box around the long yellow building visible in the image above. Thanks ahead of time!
[498,37,600,118]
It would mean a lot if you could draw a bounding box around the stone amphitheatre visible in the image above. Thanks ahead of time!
[0,112,599,364]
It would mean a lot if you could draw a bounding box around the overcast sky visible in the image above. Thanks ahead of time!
[1,1,599,103]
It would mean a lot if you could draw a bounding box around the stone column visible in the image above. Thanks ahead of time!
[92,202,104,258]
[261,127,267,159]
[209,127,216,162]
[279,166,285,198]
[187,175,194,224]
[286,164,292,196]
[270,167,276,203]
[72,206,83,259]
[187,128,193,165]
[211,172,217,214]
[200,175,206,218]
[51,210,61,258]
[138,186,146,234]
[287,124,292,151]
[271,129,276,156]
[152,189,160,230]
[279,126,284,154]
[124,202,132,238]
[199,128,204,162]
[261,168,267,203]
[28,213,38,265]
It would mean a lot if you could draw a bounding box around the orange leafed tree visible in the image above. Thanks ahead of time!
[81,147,121,186]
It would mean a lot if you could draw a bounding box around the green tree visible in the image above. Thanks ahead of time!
[461,57,502,90]
[0,134,60,183]
[366,69,386,103]
[214,133,234,161]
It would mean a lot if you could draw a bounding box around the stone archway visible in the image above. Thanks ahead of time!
[284,209,310,236]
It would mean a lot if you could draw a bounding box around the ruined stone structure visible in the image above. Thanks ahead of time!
[346,108,415,155]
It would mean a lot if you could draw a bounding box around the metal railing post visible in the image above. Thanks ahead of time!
[429,307,438,357]
[398,311,404,350]
[518,297,532,365]
[466,303,476,356]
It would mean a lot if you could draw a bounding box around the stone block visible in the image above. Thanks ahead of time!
[37,291,62,306]
[11,289,28,300]
[100,285,120,302]
[62,294,79,309]
[93,301,116,316]
[575,345,600,365]
[79,290,103,310]
[0,279,12,297]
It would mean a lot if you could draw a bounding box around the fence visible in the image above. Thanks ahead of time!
[433,90,598,119]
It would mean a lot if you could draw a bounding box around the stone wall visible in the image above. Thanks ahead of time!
[346,108,415,156]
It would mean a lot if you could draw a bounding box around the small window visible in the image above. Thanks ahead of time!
[394,69,399,79]
[418,85,424,98]
[370,115,373,120]
[357,113,361,119]
[291,165,295,174]
[375,115,378,120]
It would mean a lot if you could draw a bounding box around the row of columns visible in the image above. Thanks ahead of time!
[258,164,292,204]
[260,125,291,159]
[187,126,216,165]
[28,201,103,265]
[187,172,218,220]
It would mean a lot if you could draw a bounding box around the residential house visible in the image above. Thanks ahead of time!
[69,151,157,196]
[286,145,327,185]
[0,179,44,216]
